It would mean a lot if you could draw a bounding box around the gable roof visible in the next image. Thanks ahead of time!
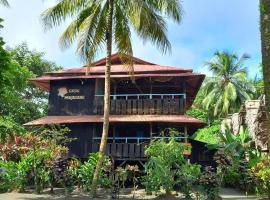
[92,53,156,66]
[45,53,193,76]
[29,53,205,108]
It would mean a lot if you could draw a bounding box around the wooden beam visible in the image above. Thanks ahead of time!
[150,122,153,138]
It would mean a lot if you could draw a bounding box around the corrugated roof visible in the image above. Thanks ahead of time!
[45,64,193,75]
[24,115,206,127]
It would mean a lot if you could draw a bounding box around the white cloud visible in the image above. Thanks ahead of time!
[0,0,261,77]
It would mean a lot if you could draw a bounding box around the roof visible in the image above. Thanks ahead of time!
[24,115,206,127]
[45,64,192,76]
[28,53,205,108]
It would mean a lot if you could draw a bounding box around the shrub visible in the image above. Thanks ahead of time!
[143,138,186,194]
[198,166,219,200]
[78,153,111,191]
[251,159,270,199]
[0,160,30,192]
[176,163,201,199]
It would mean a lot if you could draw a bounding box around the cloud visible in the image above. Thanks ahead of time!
[0,0,262,77]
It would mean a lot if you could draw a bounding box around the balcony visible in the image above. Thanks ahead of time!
[92,136,191,160]
[93,94,185,115]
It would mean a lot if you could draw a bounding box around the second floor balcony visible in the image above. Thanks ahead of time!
[93,93,185,115]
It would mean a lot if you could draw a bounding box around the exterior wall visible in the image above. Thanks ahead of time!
[67,123,94,158]
[222,99,268,151]
[48,79,95,115]
[190,140,216,167]
[65,122,215,166]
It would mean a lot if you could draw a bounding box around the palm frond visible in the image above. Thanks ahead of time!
[41,0,88,29]
[76,1,106,63]
[59,5,95,49]
[114,4,134,75]
[0,0,9,7]
[144,0,183,22]
[126,0,171,54]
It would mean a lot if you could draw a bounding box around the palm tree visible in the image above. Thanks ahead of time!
[41,0,182,195]
[0,0,9,7]
[259,0,270,156]
[202,51,255,117]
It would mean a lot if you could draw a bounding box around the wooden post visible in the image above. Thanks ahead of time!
[113,81,117,95]
[183,80,186,113]
[150,77,152,99]
[150,122,153,139]
[184,125,188,143]
[113,125,116,144]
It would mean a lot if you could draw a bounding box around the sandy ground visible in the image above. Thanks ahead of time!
[0,188,187,200]
[0,187,265,200]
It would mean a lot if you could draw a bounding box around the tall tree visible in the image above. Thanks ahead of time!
[6,43,62,123]
[260,0,270,155]
[41,0,182,195]
[202,51,255,117]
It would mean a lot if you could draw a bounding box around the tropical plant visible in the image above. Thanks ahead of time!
[143,138,186,194]
[202,51,255,117]
[209,125,257,160]
[52,157,74,194]
[259,0,270,157]
[0,159,31,192]
[192,122,220,144]
[198,166,219,200]
[251,159,270,198]
[78,153,111,191]
[41,1,183,195]
[176,163,201,199]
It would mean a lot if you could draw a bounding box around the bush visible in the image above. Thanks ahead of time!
[78,153,111,191]
[198,166,219,200]
[176,163,201,199]
[0,159,30,192]
[143,138,186,194]
[251,159,270,199]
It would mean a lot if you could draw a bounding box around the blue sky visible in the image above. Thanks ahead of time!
[0,0,261,78]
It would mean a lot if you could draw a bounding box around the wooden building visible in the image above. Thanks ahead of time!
[25,54,214,166]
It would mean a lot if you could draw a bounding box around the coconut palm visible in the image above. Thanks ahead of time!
[202,51,255,117]
[41,0,182,195]
[259,0,270,156]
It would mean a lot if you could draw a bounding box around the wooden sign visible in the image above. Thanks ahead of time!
[57,87,85,100]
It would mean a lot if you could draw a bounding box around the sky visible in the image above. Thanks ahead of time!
[0,0,261,77]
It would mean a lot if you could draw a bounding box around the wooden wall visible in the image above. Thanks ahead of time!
[48,79,95,115]
[190,139,216,167]
[67,123,94,158]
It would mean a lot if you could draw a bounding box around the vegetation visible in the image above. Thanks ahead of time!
[198,166,219,200]
[251,159,270,198]
[0,0,270,199]
[0,20,61,143]
[143,138,186,194]
[202,51,255,117]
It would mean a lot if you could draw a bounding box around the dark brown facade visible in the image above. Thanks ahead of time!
[25,54,213,166]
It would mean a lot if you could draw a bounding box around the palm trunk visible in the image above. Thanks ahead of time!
[260,0,270,156]
[91,0,113,196]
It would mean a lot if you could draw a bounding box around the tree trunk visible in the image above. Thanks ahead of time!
[260,0,270,156]
[91,0,113,196]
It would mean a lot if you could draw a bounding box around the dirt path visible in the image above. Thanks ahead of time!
[0,188,186,200]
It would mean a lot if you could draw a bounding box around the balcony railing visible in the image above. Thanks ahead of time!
[92,136,190,159]
[93,93,185,115]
